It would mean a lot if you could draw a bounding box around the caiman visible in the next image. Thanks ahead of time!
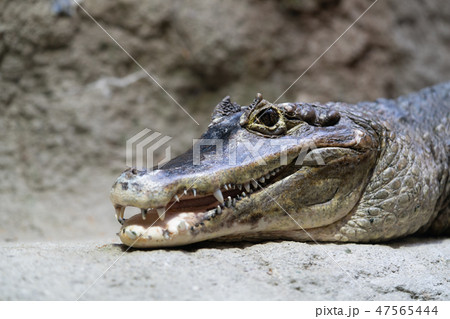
[110,82,450,248]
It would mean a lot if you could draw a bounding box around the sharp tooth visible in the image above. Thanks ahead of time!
[259,177,265,183]
[225,196,232,207]
[224,184,229,190]
[251,180,258,188]
[213,189,224,204]
[174,194,180,202]
[141,208,147,220]
[271,171,276,176]
[192,188,197,197]
[237,184,242,190]
[157,208,166,220]
[184,189,188,195]
[216,205,222,215]
[232,198,237,207]
[115,206,125,224]
[242,192,246,197]
[244,182,251,193]
[265,174,270,179]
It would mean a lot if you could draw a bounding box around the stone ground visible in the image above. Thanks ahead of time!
[0,237,448,300]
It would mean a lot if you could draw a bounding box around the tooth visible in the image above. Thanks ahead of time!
[216,205,222,215]
[224,184,229,190]
[192,188,197,197]
[226,196,232,207]
[244,182,251,193]
[169,219,187,233]
[242,192,246,197]
[259,177,265,183]
[141,208,147,220]
[237,184,242,190]
[157,208,166,220]
[184,189,188,195]
[213,189,224,204]
[251,180,258,188]
[232,198,237,207]
[174,194,180,202]
[115,206,125,224]
[271,171,276,176]
[265,174,271,179]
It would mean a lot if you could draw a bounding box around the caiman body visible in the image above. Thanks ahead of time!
[111,82,450,248]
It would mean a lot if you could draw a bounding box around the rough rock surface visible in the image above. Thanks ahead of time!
[0,0,449,300]
[0,238,448,300]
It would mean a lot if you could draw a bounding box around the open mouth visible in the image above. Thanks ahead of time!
[113,165,287,240]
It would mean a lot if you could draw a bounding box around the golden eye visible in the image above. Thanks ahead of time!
[256,108,279,127]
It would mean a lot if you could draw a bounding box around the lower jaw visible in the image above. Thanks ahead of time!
[118,213,239,248]
[118,211,203,246]
[117,187,273,248]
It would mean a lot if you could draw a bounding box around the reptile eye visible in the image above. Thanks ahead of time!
[243,104,287,136]
[257,108,279,127]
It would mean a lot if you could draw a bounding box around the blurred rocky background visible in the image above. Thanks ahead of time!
[1,0,450,242]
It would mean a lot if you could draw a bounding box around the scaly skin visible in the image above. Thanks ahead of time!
[110,82,449,248]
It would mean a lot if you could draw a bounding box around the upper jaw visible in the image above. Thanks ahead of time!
[111,164,284,224]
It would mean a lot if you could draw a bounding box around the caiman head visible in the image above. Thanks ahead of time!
[110,94,382,248]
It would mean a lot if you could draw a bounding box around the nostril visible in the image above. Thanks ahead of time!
[124,167,147,177]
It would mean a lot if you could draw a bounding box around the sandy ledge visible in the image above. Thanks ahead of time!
[0,237,448,300]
